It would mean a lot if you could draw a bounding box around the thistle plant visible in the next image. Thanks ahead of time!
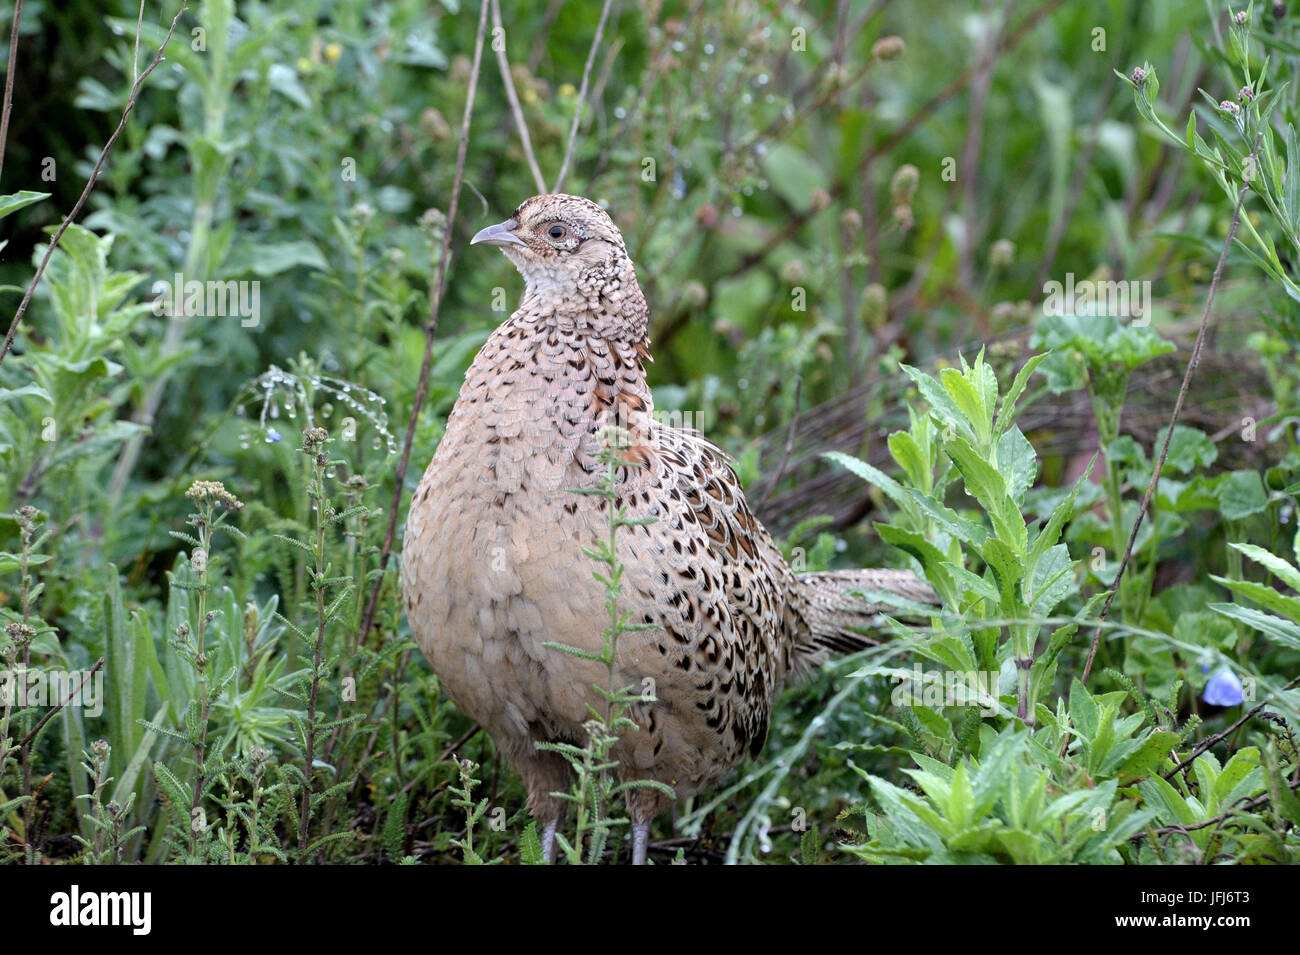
[541,433,674,864]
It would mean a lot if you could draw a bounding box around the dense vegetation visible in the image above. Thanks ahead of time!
[0,0,1297,864]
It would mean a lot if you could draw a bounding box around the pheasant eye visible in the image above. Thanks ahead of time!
[547,223,567,240]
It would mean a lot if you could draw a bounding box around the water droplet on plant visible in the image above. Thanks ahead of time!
[321,402,333,418]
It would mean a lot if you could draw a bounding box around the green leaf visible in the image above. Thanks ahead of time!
[1029,543,1076,616]
[824,451,907,510]
[1287,123,1300,231]
[888,431,930,491]
[1215,470,1268,520]
[1069,679,1099,741]
[946,761,975,831]
[0,383,53,406]
[1138,774,1201,827]
[760,143,828,210]
[901,364,975,445]
[1118,730,1179,783]
[1214,747,1261,807]
[0,190,50,221]
[1209,602,1300,650]
[1155,425,1218,474]
[940,361,995,448]
[982,537,1024,607]
[945,437,1023,551]
[997,355,1047,436]
[1211,574,1300,623]
[224,239,329,278]
[1229,542,1300,594]
[520,821,546,865]
[903,487,987,546]
[876,524,956,602]
[1027,455,1095,582]
[997,427,1038,505]
[267,63,311,108]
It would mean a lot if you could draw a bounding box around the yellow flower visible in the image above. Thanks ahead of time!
[558,82,577,97]
[297,56,312,72]
[324,42,342,64]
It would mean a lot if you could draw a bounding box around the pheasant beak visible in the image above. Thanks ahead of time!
[470,218,526,248]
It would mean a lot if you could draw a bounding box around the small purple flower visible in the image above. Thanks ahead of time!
[266,428,283,443]
[1203,668,1244,706]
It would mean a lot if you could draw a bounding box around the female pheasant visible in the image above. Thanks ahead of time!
[401,194,931,864]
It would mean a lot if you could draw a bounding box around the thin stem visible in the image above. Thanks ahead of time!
[299,457,328,854]
[359,0,491,648]
[1081,130,1263,685]
[551,0,615,194]
[0,1,187,367]
[0,0,24,187]
[490,0,547,194]
[189,515,212,854]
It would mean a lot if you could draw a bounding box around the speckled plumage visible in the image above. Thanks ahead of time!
[400,195,932,860]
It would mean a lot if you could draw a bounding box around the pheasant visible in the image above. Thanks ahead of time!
[401,194,932,864]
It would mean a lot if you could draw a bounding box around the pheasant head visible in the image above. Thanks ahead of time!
[470,194,645,330]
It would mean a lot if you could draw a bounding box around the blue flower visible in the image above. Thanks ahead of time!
[265,428,282,443]
[1203,668,1244,707]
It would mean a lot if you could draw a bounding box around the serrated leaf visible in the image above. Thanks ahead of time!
[1210,602,1300,650]
[1229,542,1300,594]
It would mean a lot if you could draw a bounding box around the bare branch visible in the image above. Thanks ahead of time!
[359,0,492,646]
[491,0,547,194]
[18,658,105,751]
[552,0,615,194]
[0,0,23,186]
[1080,130,1265,685]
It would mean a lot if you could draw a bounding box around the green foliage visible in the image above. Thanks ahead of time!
[845,724,1155,864]
[830,343,1299,863]
[1,0,1298,865]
